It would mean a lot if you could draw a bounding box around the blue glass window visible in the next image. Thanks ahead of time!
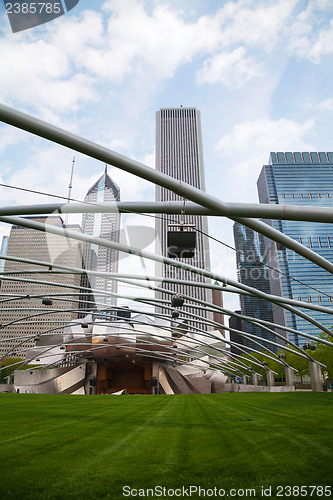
[310,152,319,163]
[277,152,285,163]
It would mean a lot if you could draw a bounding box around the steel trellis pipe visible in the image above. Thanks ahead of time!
[1,213,332,342]
[0,103,333,275]
[2,253,333,316]
[2,201,333,223]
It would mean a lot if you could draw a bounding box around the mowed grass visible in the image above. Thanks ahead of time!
[0,392,332,499]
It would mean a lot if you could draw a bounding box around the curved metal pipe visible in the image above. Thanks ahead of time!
[0,103,332,275]
[2,200,333,223]
[1,214,332,339]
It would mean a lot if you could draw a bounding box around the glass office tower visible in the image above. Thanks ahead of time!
[257,152,333,345]
[81,167,121,316]
[233,222,276,351]
[155,107,215,332]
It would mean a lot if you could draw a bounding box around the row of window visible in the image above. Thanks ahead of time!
[298,295,332,303]
[298,236,332,248]
[281,192,330,199]
[271,152,333,164]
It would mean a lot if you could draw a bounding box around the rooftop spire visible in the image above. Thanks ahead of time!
[65,156,75,226]
[105,164,108,175]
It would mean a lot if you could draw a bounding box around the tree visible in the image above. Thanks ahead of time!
[311,333,333,380]
[282,346,309,381]
[0,358,24,383]
[235,348,310,383]
[236,351,279,380]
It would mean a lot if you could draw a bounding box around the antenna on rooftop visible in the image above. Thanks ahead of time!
[65,156,75,225]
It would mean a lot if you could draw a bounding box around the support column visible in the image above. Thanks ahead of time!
[242,375,247,385]
[266,370,275,387]
[86,360,97,395]
[309,361,323,392]
[152,362,160,394]
[284,366,295,387]
[251,372,258,386]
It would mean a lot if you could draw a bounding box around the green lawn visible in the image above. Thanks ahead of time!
[0,393,332,499]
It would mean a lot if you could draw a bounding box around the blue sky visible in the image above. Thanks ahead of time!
[0,0,333,312]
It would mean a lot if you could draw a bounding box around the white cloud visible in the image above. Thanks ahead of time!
[0,36,98,116]
[215,118,315,202]
[216,118,315,159]
[77,1,222,82]
[316,98,333,112]
[215,0,298,51]
[84,0,296,85]
[288,1,333,62]
[0,0,299,119]
[0,145,76,207]
[49,10,105,58]
[0,0,331,127]
[108,168,153,203]
[307,19,333,62]
[0,126,28,154]
[197,47,262,87]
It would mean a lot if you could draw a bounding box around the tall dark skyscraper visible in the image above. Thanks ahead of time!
[155,107,215,332]
[257,152,333,345]
[233,222,276,351]
[81,167,121,314]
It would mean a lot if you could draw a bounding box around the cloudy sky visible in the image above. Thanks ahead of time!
[0,0,333,312]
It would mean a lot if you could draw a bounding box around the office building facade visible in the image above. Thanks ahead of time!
[0,236,9,274]
[257,152,333,345]
[155,107,214,332]
[81,167,121,315]
[228,312,244,355]
[233,222,276,351]
[0,217,83,356]
[0,235,9,290]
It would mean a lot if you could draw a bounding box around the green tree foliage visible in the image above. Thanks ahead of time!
[0,358,23,383]
[237,347,310,382]
[237,351,283,380]
[232,336,333,384]
[311,333,333,380]
[234,352,264,378]
[282,347,309,379]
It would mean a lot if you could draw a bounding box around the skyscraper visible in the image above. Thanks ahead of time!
[0,217,83,356]
[0,235,9,290]
[257,152,333,345]
[81,167,121,316]
[233,222,276,351]
[155,107,215,332]
[0,236,9,274]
